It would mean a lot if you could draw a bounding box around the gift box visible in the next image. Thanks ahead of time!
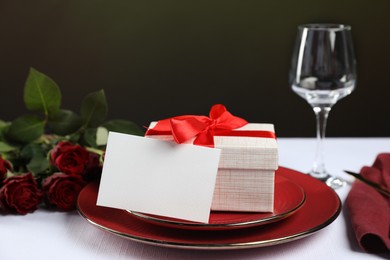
[145,105,278,212]
[210,123,278,212]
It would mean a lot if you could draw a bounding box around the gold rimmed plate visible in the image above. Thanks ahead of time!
[77,167,341,250]
[127,174,306,230]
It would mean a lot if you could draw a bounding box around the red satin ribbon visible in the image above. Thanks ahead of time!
[146,104,275,147]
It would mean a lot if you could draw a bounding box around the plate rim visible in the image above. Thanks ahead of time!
[77,167,342,250]
[78,207,340,250]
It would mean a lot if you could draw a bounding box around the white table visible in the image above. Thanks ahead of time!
[1,138,389,260]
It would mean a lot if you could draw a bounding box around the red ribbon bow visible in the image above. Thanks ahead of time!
[146,104,251,147]
[147,104,248,146]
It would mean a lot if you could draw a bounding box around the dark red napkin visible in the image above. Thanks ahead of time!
[346,153,390,253]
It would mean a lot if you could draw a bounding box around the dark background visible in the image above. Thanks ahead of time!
[0,1,389,137]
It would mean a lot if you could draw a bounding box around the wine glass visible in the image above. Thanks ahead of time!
[289,24,357,189]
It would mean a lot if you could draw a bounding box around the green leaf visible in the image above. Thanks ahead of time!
[48,109,83,135]
[80,89,108,128]
[102,119,144,136]
[0,120,8,128]
[0,141,18,152]
[21,144,50,174]
[82,128,98,147]
[0,120,10,140]
[6,115,45,143]
[27,155,50,175]
[24,68,61,115]
[20,143,34,159]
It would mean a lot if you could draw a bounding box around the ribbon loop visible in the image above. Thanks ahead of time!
[170,117,209,144]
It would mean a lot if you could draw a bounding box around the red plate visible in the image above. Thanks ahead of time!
[77,167,341,250]
[127,174,305,230]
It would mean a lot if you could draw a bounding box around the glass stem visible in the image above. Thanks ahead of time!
[311,106,331,178]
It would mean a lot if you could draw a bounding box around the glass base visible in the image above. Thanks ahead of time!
[309,171,346,189]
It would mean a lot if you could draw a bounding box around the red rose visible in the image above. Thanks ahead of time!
[0,173,43,215]
[0,156,12,181]
[42,173,86,211]
[50,141,89,175]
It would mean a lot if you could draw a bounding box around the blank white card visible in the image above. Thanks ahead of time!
[96,132,221,223]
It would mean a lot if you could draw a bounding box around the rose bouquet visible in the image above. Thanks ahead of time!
[0,68,143,214]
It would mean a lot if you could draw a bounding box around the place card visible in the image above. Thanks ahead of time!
[96,132,221,223]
